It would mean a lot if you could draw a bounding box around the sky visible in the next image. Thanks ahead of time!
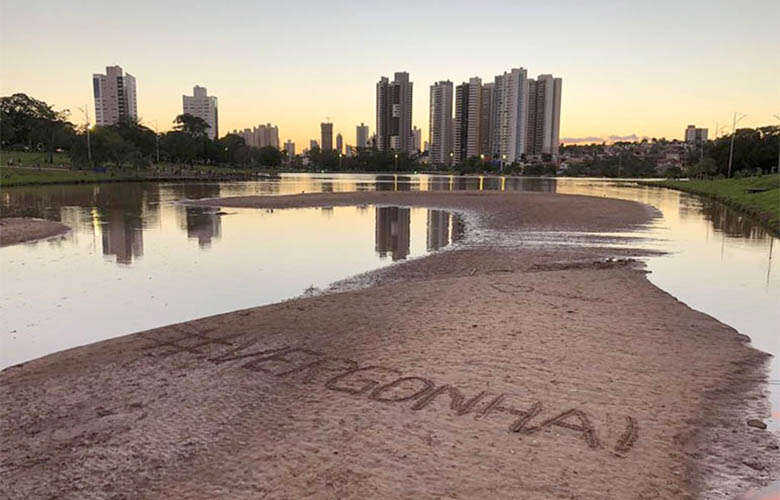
[1,0,778,148]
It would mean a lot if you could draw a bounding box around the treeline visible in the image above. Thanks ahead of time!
[688,127,779,178]
[1,93,283,169]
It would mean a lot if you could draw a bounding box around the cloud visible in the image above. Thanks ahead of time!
[562,134,649,144]
[607,134,639,141]
[561,136,603,144]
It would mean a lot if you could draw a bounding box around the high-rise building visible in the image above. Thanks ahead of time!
[530,74,562,157]
[491,68,530,164]
[232,123,279,148]
[93,65,137,126]
[182,86,218,139]
[336,133,343,154]
[310,139,319,150]
[479,83,494,158]
[454,77,483,163]
[284,140,295,157]
[412,126,422,153]
[429,80,453,166]
[321,122,333,151]
[376,72,413,153]
[356,123,369,149]
[685,125,708,145]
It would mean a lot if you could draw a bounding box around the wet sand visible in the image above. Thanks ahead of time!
[1,191,776,498]
[0,217,69,246]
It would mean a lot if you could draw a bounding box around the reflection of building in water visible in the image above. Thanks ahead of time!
[101,210,143,264]
[427,210,450,250]
[375,206,410,260]
[183,207,222,248]
[451,215,465,242]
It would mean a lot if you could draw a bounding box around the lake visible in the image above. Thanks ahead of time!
[1,174,778,426]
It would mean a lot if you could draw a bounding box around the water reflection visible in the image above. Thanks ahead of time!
[180,207,222,248]
[1,175,777,419]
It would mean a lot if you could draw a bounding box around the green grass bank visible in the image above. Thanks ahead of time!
[646,175,780,235]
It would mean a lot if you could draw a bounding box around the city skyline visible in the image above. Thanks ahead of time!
[2,1,777,150]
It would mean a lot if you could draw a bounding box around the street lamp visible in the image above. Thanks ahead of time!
[394,153,398,171]
[727,112,747,178]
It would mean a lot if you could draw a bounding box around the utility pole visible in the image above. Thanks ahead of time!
[774,114,780,174]
[727,112,746,178]
[79,105,92,167]
[154,120,160,164]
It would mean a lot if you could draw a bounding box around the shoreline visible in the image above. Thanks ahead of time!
[643,176,780,237]
[2,191,776,498]
[0,217,70,247]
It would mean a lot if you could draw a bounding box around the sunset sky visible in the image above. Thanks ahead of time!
[2,0,777,148]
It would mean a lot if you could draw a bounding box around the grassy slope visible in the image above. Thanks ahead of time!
[0,166,117,186]
[649,175,780,235]
[1,150,71,167]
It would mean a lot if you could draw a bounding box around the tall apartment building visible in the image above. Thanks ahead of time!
[284,140,295,157]
[336,133,343,154]
[310,139,319,150]
[182,86,218,140]
[321,122,333,151]
[529,74,562,157]
[412,126,422,153]
[685,125,708,145]
[428,81,453,166]
[490,68,530,164]
[233,123,279,148]
[356,123,369,149]
[376,72,413,153]
[479,83,494,157]
[454,77,483,163]
[93,65,137,126]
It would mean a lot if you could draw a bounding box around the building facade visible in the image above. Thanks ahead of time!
[412,126,422,153]
[685,125,708,145]
[233,124,279,148]
[454,77,483,163]
[284,140,295,158]
[356,123,369,149]
[529,74,562,157]
[376,72,414,153]
[93,65,137,126]
[429,80,453,166]
[335,133,343,154]
[320,123,333,151]
[182,86,218,140]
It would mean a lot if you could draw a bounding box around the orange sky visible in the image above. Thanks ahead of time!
[1,1,777,149]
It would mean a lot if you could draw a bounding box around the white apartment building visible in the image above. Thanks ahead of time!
[233,124,280,148]
[429,81,453,165]
[182,86,219,140]
[93,65,137,126]
[284,140,295,157]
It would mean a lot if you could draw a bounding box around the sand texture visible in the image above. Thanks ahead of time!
[1,191,776,499]
[0,217,69,246]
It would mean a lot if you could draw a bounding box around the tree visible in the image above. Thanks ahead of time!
[173,113,210,137]
[1,93,75,162]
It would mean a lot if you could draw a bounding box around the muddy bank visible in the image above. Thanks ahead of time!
[1,191,776,498]
[0,217,69,246]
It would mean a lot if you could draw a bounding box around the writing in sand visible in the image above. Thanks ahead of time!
[141,327,638,454]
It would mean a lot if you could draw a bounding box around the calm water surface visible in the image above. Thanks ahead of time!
[1,174,778,425]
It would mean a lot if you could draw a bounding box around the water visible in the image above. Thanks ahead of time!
[1,175,778,426]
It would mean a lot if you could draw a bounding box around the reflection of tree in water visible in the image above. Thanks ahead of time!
[375,206,410,260]
[699,199,768,239]
[166,183,221,201]
[503,177,556,192]
[181,206,222,248]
